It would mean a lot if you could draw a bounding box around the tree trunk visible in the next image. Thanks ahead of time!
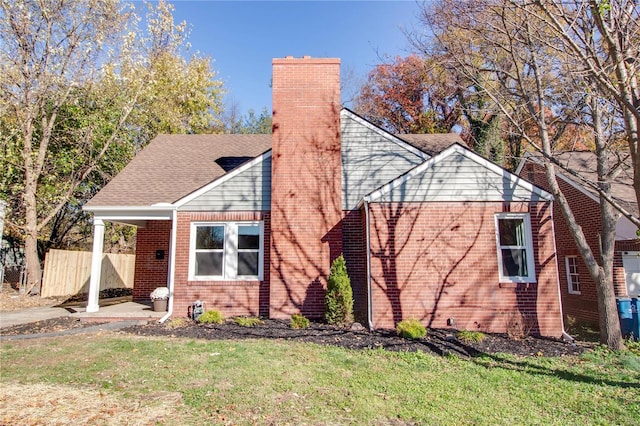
[23,171,42,295]
[594,270,624,349]
[596,186,625,350]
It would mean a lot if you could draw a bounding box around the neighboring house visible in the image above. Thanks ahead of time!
[517,152,639,327]
[84,57,563,336]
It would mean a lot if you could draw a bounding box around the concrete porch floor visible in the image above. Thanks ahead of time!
[66,297,166,322]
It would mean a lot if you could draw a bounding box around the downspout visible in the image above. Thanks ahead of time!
[550,200,574,343]
[364,198,374,330]
[160,208,178,323]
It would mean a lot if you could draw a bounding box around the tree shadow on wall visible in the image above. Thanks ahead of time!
[269,101,343,318]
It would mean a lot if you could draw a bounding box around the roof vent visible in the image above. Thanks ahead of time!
[215,156,253,172]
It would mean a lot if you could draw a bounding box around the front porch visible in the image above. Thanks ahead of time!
[65,298,166,322]
[82,207,175,314]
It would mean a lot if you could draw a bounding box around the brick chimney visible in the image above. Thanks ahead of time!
[270,56,342,319]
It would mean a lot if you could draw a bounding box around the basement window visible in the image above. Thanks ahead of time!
[189,221,263,281]
[565,256,581,294]
[494,213,536,283]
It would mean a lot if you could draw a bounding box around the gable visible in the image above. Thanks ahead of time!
[367,145,553,204]
[341,109,428,210]
[517,152,638,217]
[177,152,272,211]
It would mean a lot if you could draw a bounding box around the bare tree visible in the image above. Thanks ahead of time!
[0,0,223,293]
[415,0,637,349]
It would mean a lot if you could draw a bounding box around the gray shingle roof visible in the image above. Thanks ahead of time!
[85,130,466,209]
[559,151,637,216]
[396,133,464,156]
[85,134,271,208]
[529,151,637,217]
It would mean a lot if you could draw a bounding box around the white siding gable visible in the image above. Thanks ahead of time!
[367,145,553,203]
[341,109,427,210]
[177,152,272,211]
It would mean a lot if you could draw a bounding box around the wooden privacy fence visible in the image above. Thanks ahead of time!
[41,249,135,298]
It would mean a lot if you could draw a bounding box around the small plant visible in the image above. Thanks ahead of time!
[197,310,224,324]
[325,254,354,327]
[457,330,486,344]
[396,319,427,339]
[290,313,310,329]
[150,287,169,300]
[234,316,264,327]
[165,317,189,329]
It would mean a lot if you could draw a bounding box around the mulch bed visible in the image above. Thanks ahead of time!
[121,318,589,358]
[0,317,108,336]
[1,315,591,357]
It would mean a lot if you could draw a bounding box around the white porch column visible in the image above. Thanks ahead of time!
[86,218,105,313]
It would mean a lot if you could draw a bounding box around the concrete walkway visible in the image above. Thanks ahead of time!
[0,306,70,328]
[0,300,165,329]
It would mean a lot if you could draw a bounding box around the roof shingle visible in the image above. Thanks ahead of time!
[85,134,271,208]
[85,130,466,209]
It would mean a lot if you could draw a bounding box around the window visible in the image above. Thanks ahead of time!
[190,222,263,280]
[495,213,536,283]
[565,256,581,294]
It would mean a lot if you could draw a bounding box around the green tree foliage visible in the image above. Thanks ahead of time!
[325,255,354,327]
[218,105,272,134]
[240,108,273,134]
[0,0,223,291]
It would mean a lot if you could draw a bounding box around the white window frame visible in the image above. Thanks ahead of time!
[494,213,536,283]
[189,221,264,281]
[565,256,581,295]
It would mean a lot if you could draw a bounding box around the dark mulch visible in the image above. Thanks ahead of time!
[0,317,108,336]
[121,318,590,358]
[1,315,591,357]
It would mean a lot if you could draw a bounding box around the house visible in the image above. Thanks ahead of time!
[84,56,563,336]
[516,152,639,327]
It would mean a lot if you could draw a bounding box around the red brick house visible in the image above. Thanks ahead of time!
[84,57,564,336]
[517,153,639,327]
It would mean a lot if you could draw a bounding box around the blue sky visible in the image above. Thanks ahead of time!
[167,1,423,115]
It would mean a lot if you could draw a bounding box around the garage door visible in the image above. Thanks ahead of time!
[622,252,640,297]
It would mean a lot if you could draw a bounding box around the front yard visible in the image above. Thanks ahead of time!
[1,333,639,425]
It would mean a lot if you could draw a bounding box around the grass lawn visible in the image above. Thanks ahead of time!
[1,334,639,425]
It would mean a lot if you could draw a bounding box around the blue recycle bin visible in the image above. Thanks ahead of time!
[631,298,640,340]
[616,298,633,338]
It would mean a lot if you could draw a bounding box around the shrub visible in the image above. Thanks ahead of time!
[234,317,264,327]
[325,254,354,327]
[457,330,486,344]
[197,310,224,324]
[165,317,189,329]
[290,313,310,329]
[504,310,536,339]
[396,319,427,339]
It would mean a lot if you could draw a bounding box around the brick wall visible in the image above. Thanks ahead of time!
[366,201,563,337]
[614,240,640,296]
[521,161,636,326]
[342,209,367,323]
[171,211,270,319]
[133,220,171,301]
[269,57,343,319]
